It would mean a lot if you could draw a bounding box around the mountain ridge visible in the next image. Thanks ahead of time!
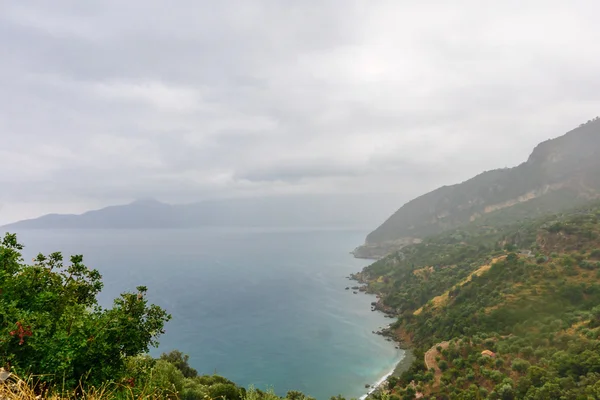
[2,194,403,230]
[354,117,600,259]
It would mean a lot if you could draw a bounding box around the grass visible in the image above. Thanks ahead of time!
[0,371,172,400]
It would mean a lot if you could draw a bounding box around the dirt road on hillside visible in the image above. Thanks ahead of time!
[424,341,449,387]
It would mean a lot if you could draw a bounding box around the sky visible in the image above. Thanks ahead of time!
[1,0,600,224]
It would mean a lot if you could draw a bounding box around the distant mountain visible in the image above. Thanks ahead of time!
[354,117,600,259]
[1,194,404,230]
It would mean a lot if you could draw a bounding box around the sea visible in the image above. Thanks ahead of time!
[9,227,404,400]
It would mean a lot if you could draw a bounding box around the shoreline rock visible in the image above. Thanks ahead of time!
[345,269,414,398]
[356,286,415,399]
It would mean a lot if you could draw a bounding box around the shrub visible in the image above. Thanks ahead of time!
[495,383,515,400]
[208,383,242,400]
[580,261,595,270]
[160,350,198,378]
[561,256,574,267]
[536,256,546,264]
[149,360,185,396]
[511,358,530,373]
[439,360,449,372]
[479,386,489,398]
[0,233,171,389]
[181,381,209,400]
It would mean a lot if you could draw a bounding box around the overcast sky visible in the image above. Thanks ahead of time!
[1,1,599,224]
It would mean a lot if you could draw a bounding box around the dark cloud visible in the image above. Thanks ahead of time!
[1,0,600,223]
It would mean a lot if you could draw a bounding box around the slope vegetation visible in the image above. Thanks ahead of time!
[360,202,600,399]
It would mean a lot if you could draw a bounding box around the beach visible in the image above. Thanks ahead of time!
[359,348,414,400]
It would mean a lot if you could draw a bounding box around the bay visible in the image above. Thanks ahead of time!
[9,227,403,400]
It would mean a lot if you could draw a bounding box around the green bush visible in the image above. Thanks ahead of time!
[160,350,198,378]
[181,380,209,400]
[208,382,242,400]
[536,256,546,264]
[511,358,530,373]
[0,233,171,389]
[149,360,186,397]
[438,360,448,371]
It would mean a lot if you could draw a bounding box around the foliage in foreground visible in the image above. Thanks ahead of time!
[0,233,171,389]
[0,365,317,400]
[0,233,319,400]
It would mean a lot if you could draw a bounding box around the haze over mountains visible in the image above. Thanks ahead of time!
[1,194,404,230]
[354,118,600,258]
[7,119,600,242]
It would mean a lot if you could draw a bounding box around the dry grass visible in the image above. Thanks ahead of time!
[483,261,596,315]
[0,371,168,400]
[412,266,434,279]
[0,372,41,400]
[0,373,114,400]
[414,257,506,316]
[565,321,589,336]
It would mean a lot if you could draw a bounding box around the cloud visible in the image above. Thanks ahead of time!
[1,0,600,223]
[90,81,205,113]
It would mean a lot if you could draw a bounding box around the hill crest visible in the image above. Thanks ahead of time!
[354,118,600,259]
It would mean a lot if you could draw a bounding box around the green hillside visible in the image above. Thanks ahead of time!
[356,202,600,399]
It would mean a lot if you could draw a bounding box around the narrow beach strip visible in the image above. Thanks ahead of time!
[359,366,396,400]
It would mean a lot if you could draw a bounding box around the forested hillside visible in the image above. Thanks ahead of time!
[355,118,600,259]
[357,202,600,399]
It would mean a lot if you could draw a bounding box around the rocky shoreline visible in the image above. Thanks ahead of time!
[345,273,414,399]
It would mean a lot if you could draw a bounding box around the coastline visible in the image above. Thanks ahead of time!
[347,273,415,400]
[359,348,414,400]
[359,366,395,400]
[391,348,414,377]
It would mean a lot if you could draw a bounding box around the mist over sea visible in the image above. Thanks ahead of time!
[11,227,403,399]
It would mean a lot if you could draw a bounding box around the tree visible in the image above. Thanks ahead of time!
[439,360,448,371]
[160,350,198,378]
[0,233,171,389]
[495,383,515,400]
[590,306,600,328]
[511,358,530,373]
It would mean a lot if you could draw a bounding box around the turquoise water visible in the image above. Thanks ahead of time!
[10,228,403,399]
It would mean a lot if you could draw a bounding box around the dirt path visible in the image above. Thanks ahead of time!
[424,341,449,387]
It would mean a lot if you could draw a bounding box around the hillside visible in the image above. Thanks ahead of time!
[355,202,600,399]
[354,118,600,259]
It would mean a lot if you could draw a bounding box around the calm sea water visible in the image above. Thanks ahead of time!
[9,228,402,400]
